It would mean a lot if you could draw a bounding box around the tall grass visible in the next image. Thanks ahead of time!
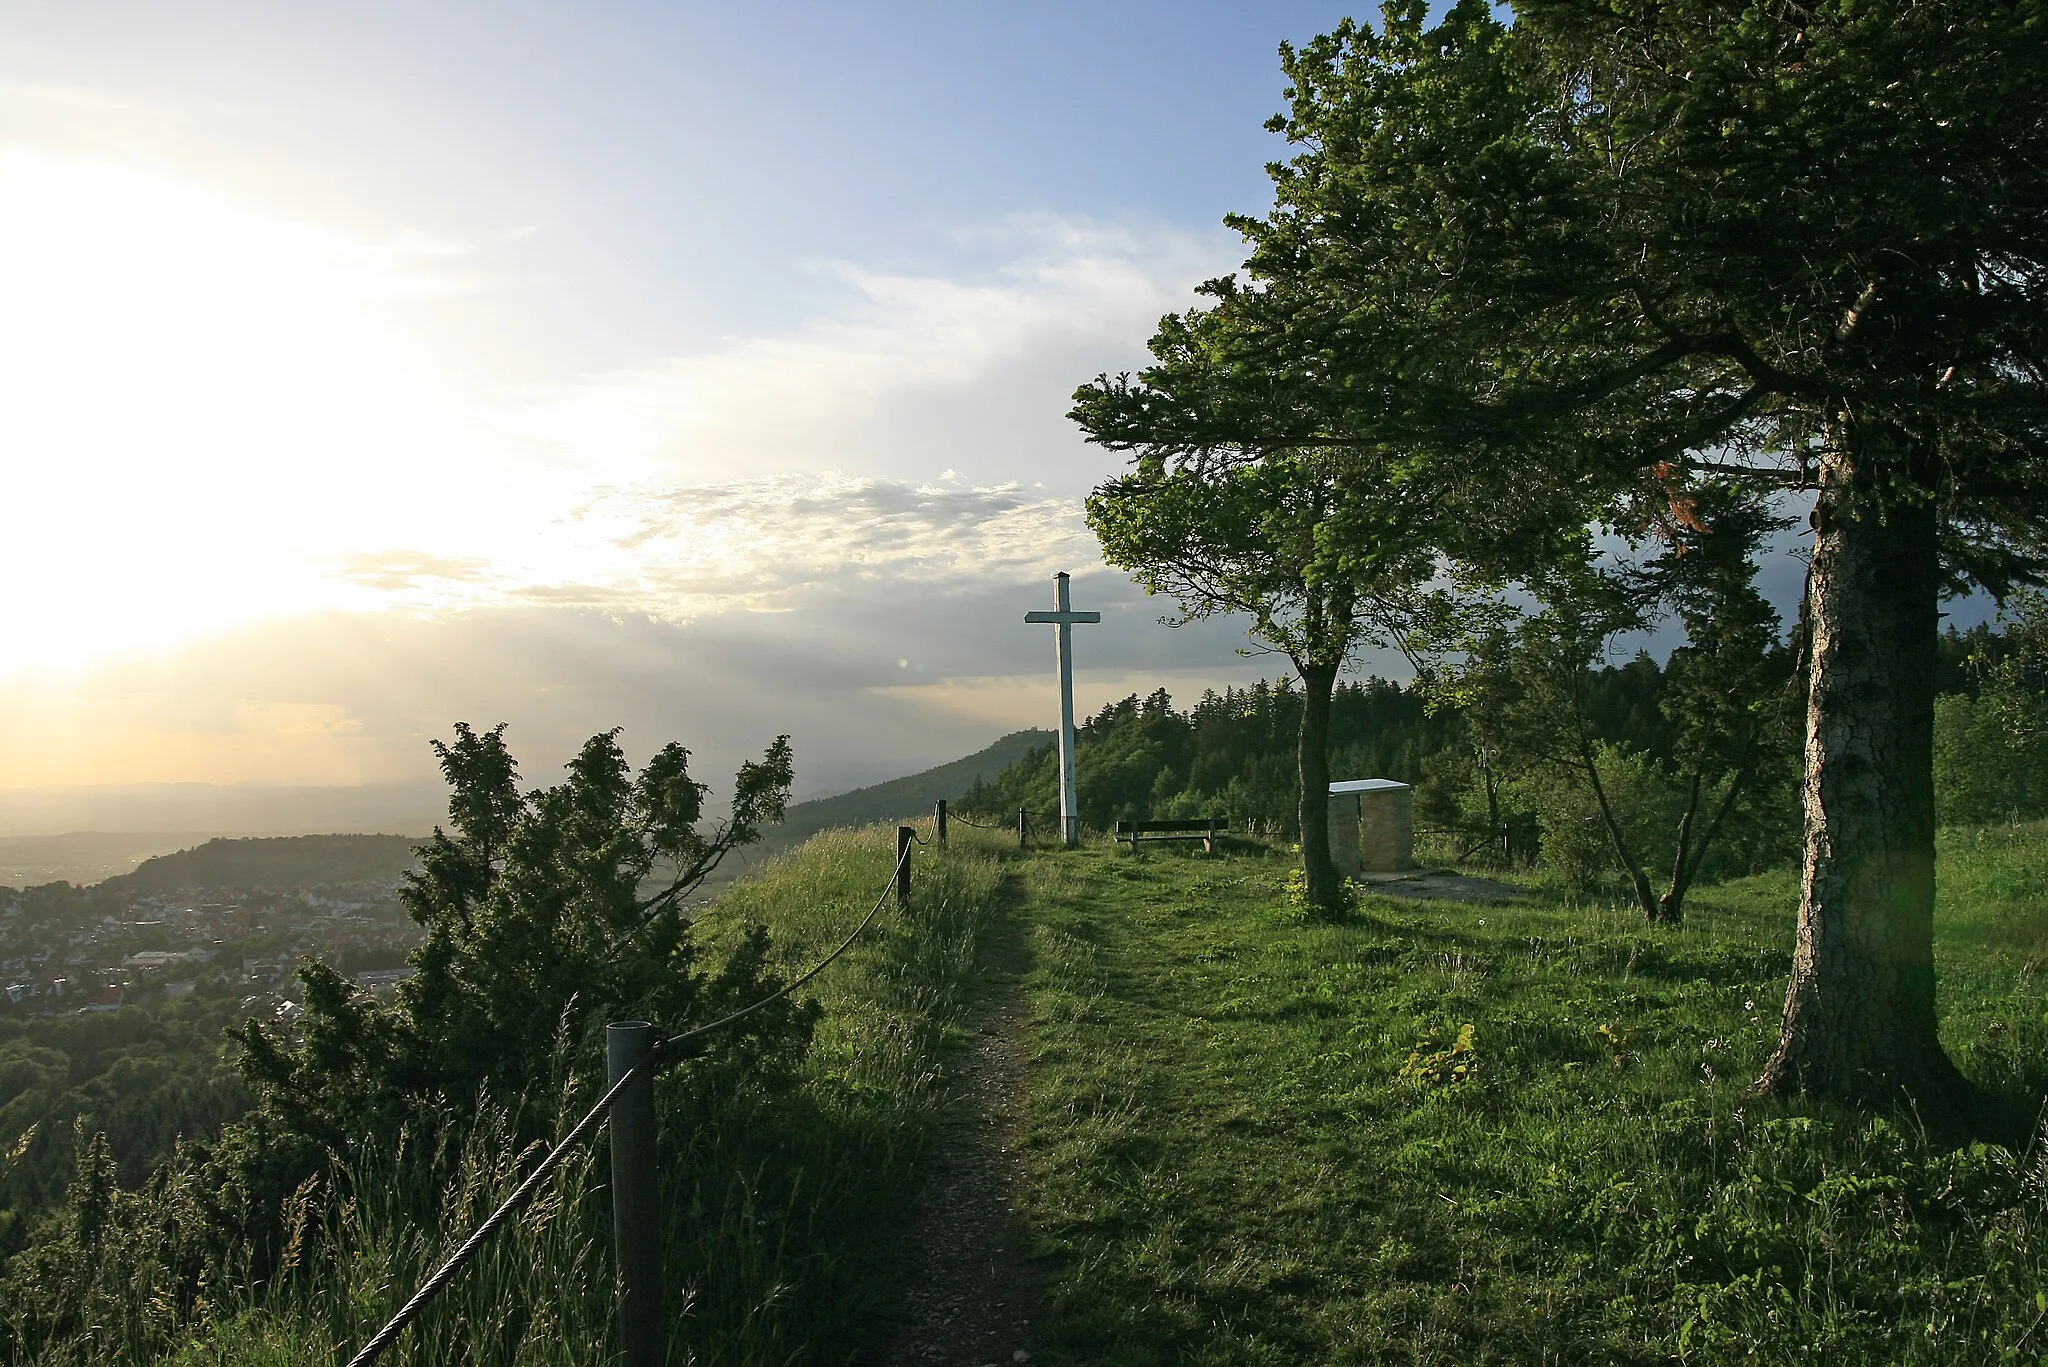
[17,825,1009,1366]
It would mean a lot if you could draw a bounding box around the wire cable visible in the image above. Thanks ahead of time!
[341,1059,648,1367]
[657,839,906,1052]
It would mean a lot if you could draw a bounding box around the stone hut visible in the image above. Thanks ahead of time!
[1327,779,1415,874]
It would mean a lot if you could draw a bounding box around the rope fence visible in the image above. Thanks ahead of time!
[344,795,1245,1363]
[342,835,916,1367]
[939,811,1003,829]
[927,798,1033,848]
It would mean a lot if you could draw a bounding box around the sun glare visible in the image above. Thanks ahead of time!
[0,151,505,676]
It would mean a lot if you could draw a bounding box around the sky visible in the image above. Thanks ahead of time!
[0,1,1844,821]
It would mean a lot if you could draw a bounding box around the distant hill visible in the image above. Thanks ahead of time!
[46,735,1051,899]
[695,730,1051,891]
[771,729,1052,843]
[0,781,446,838]
[0,832,219,889]
[99,834,426,894]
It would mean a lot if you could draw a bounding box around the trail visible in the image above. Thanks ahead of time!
[882,895,1041,1367]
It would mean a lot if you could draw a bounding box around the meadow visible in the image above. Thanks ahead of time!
[1013,823,2048,1364]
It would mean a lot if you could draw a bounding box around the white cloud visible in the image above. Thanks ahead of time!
[492,215,1233,486]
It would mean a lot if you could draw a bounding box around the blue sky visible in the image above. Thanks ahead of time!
[8,2,1337,364]
[0,1,1380,806]
[0,1,1875,817]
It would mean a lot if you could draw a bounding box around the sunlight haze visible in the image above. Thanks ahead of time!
[2,1,1387,809]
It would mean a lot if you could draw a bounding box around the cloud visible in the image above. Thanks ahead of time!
[0,569,1306,799]
[338,550,497,593]
[492,215,1234,487]
[0,198,1278,797]
[550,473,1102,606]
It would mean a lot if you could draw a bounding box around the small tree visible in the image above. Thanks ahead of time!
[1638,486,1800,920]
[1431,487,1793,923]
[1442,564,1672,915]
[1933,591,2048,825]
[234,723,814,1165]
[1086,449,1433,914]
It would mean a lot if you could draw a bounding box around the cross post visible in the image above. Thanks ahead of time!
[1023,571,1101,848]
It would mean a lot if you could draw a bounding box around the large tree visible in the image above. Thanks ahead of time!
[1077,0,2048,1114]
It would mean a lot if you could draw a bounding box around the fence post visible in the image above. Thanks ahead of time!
[897,826,914,914]
[935,798,948,846]
[607,1022,664,1367]
[1018,806,1028,849]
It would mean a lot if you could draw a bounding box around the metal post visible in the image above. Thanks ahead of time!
[935,798,948,845]
[897,826,914,914]
[1018,806,1028,849]
[607,1022,663,1367]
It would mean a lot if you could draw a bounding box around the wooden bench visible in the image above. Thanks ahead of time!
[1115,817,1228,853]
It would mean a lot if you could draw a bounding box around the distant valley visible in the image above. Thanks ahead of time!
[0,730,1051,892]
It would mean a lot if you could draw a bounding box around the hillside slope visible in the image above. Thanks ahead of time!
[692,730,1051,894]
[100,833,425,893]
[772,729,1051,844]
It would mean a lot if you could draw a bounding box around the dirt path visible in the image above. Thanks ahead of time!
[882,900,1042,1367]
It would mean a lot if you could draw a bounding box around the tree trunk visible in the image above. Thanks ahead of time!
[1479,743,1504,861]
[1659,770,1704,925]
[1298,657,1343,914]
[1578,737,1662,921]
[1757,432,1971,1112]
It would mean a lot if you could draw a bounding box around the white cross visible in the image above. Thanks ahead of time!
[1023,571,1101,848]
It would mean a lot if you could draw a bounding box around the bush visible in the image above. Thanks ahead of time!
[1521,744,1683,893]
[1936,690,2048,826]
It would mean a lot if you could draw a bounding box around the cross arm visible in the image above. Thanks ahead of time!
[1024,611,1102,624]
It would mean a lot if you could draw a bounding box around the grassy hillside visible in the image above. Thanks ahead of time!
[777,729,1052,841]
[1013,826,2048,1364]
[696,730,1051,895]
[8,826,1013,1365]
[99,833,425,893]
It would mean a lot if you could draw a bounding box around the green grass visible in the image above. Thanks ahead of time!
[45,824,1013,1367]
[26,821,2047,1364]
[1014,827,2048,1365]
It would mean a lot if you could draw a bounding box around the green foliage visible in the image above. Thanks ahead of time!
[1016,833,2048,1364]
[0,998,250,1264]
[1070,0,2046,1103]
[1520,742,1684,893]
[3,817,1015,1366]
[1087,451,1446,915]
[1423,502,1800,922]
[958,679,1456,840]
[1279,864,1358,923]
[1399,1023,1480,1086]
[1935,591,2048,826]
[0,721,836,1364]
[959,660,1805,899]
[234,724,811,1161]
